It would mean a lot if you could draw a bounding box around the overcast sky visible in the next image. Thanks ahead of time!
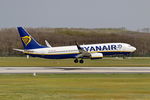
[0,0,150,30]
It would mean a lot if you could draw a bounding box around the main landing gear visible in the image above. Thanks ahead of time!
[74,58,84,64]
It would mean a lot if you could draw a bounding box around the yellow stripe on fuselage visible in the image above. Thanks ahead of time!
[24,50,131,55]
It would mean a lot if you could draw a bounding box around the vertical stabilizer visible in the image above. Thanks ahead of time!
[17,27,46,49]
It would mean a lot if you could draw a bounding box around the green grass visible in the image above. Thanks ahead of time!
[0,74,150,100]
[0,57,150,67]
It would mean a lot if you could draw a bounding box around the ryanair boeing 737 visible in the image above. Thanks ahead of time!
[14,27,136,63]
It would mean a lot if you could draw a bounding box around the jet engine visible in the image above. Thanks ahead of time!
[90,53,103,59]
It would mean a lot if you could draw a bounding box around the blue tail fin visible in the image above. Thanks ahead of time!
[17,27,46,49]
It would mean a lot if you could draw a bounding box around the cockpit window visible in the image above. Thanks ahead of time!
[125,44,131,47]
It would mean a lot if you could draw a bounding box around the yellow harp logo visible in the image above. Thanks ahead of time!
[21,36,31,45]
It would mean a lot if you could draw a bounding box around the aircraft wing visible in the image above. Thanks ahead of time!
[75,42,91,58]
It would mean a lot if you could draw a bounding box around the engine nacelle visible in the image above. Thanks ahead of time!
[90,53,103,59]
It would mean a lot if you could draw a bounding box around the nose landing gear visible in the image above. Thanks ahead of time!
[74,58,84,63]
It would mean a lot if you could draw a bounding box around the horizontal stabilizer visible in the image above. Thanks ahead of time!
[13,49,24,52]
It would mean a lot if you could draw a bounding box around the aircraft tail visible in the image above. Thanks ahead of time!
[17,27,46,49]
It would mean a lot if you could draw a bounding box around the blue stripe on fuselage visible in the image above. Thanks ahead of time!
[28,53,78,59]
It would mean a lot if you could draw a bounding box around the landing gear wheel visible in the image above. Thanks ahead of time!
[79,59,84,63]
[74,59,78,63]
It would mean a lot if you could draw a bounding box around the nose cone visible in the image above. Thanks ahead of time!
[131,46,136,52]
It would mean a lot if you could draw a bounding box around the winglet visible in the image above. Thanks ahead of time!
[75,41,83,50]
[45,40,52,47]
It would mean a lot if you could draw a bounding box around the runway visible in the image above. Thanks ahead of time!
[0,67,150,74]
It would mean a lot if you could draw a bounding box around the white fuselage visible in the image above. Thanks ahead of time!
[24,43,136,59]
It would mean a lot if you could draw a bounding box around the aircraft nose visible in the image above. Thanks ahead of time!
[132,46,136,52]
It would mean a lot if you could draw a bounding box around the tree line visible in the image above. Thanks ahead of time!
[0,28,149,56]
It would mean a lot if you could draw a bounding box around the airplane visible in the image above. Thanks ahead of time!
[14,27,136,63]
